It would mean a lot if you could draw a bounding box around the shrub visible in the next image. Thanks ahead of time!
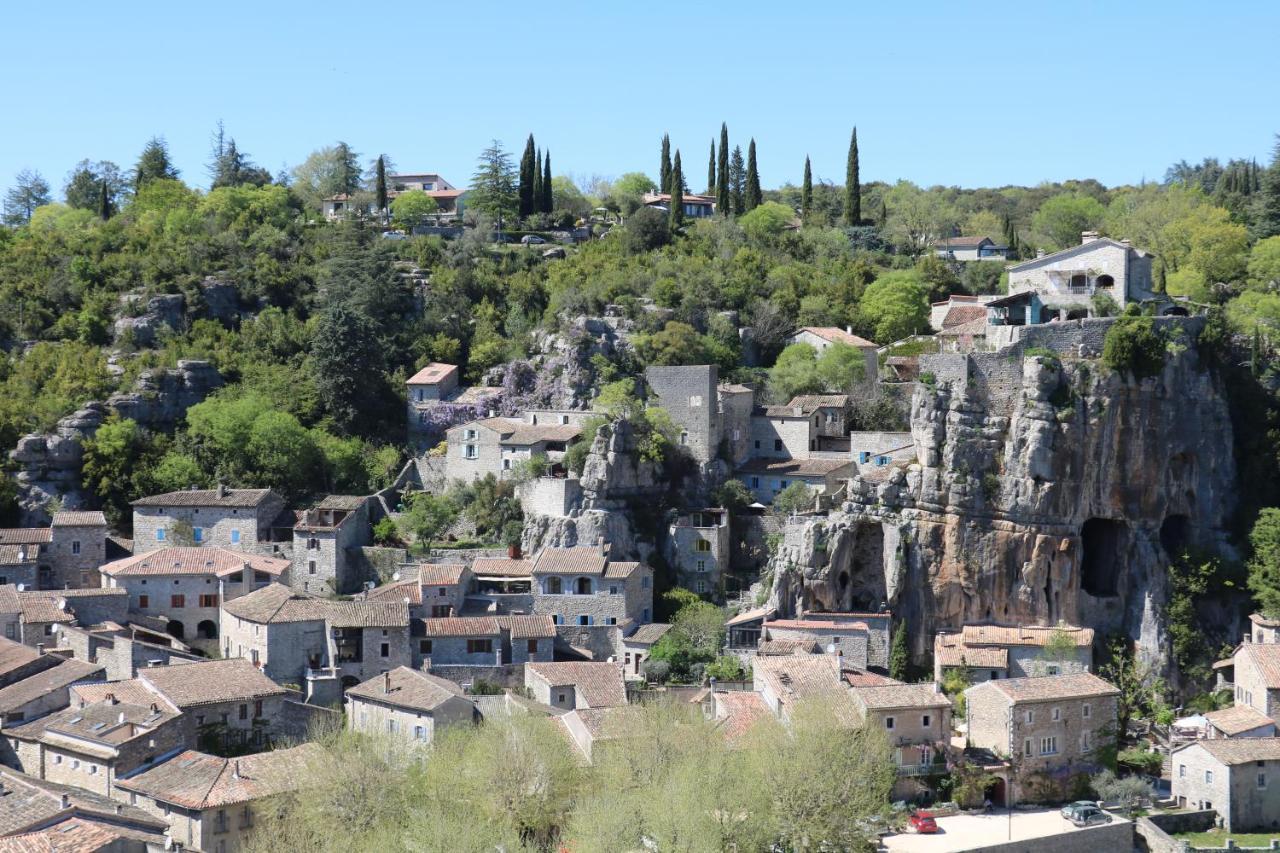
[641,658,670,684]
[705,655,747,682]
[1116,747,1163,776]
[771,482,814,516]
[372,516,399,546]
[1102,316,1166,379]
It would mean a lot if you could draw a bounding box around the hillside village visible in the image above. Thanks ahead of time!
[2,73,1280,849]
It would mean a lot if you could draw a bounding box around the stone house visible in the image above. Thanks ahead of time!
[2,697,185,797]
[934,236,1011,263]
[0,512,109,591]
[365,562,472,619]
[848,683,952,774]
[219,583,411,692]
[444,418,582,484]
[642,191,716,219]
[0,767,169,844]
[666,508,729,598]
[761,618,872,670]
[850,432,916,474]
[718,383,755,465]
[1249,612,1280,644]
[644,365,721,464]
[56,622,201,682]
[131,487,288,554]
[0,657,104,726]
[469,555,536,613]
[1172,738,1280,832]
[1203,704,1277,740]
[933,624,1095,684]
[752,654,854,721]
[406,361,460,435]
[346,668,476,745]
[737,457,855,505]
[0,637,64,690]
[114,743,325,853]
[786,395,852,449]
[15,588,130,649]
[788,327,879,384]
[15,592,76,647]
[524,661,626,711]
[0,586,18,643]
[100,548,289,647]
[965,672,1120,803]
[414,615,555,670]
[292,495,370,596]
[620,623,671,680]
[531,545,653,627]
[750,405,816,459]
[1232,642,1280,721]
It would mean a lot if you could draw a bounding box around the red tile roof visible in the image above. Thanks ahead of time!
[50,511,108,527]
[346,667,470,714]
[100,548,289,579]
[115,744,325,809]
[419,563,467,586]
[138,659,287,707]
[131,488,277,509]
[406,362,458,385]
[422,616,500,637]
[795,327,876,348]
[980,671,1120,703]
[941,305,988,329]
[1204,704,1274,736]
[525,662,626,708]
[470,557,533,577]
[0,530,51,546]
[1239,643,1280,689]
[532,546,609,576]
[498,615,556,639]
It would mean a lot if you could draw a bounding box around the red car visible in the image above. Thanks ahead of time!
[910,812,939,834]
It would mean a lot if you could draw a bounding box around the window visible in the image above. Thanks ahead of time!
[774,439,783,452]
[380,643,390,657]
[695,579,706,593]
[239,704,248,720]
[1205,770,1214,784]
[431,605,450,618]
[679,432,688,445]
[230,530,240,545]
[609,585,619,595]
[467,639,493,655]
[196,715,205,726]
[641,576,650,589]
[72,760,80,770]
[308,561,317,575]
[606,617,617,625]
[1082,703,1091,719]
[254,700,262,718]
[1046,665,1060,676]
[578,615,591,626]
[138,595,149,609]
[1081,731,1092,751]
[420,640,433,655]
[89,764,97,775]
[552,614,563,625]
[527,639,538,654]
[71,540,81,555]
[464,444,478,459]
[695,540,711,553]
[1040,737,1058,755]
[1024,739,1033,757]
[308,538,319,551]
[437,587,447,597]
[193,527,203,543]
[885,716,895,730]
[859,451,870,464]
[54,754,62,764]
[754,440,761,450]
[199,594,219,608]
[557,692,567,704]
[388,719,398,734]
[1051,707,1060,721]
[1259,772,1267,789]
[642,608,650,621]
[1024,710,1034,724]
[156,528,166,542]
[922,714,931,728]
[697,560,707,573]
[876,456,890,465]
[750,477,760,489]
[414,725,426,740]
[546,577,562,594]
[1179,764,1186,778]
[503,458,511,470]
[170,594,185,608]
[465,429,477,440]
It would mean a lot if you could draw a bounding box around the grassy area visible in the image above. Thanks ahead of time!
[1175,828,1280,847]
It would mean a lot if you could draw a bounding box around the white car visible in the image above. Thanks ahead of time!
[520,235,547,245]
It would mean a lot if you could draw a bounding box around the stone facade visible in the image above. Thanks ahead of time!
[666,509,730,598]
[132,489,286,554]
[517,477,582,519]
[291,496,370,596]
[1007,234,1156,311]
[1171,740,1280,832]
[645,365,720,464]
[47,512,109,589]
[533,564,652,627]
[749,410,814,459]
[1233,644,1280,721]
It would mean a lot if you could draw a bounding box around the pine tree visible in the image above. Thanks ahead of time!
[844,126,861,226]
[716,123,730,214]
[801,156,813,220]
[134,136,180,190]
[744,139,762,212]
[660,134,672,194]
[889,621,909,681]
[533,146,544,215]
[518,134,536,219]
[375,156,388,218]
[729,146,745,215]
[1256,135,1280,239]
[669,151,684,229]
[707,140,716,195]
[98,179,111,220]
[334,142,361,196]
[542,150,553,214]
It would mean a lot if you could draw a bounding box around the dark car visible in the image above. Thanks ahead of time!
[1068,807,1112,827]
[909,812,939,834]
[1060,801,1098,821]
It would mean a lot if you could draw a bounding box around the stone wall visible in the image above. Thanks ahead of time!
[645,365,719,464]
[959,818,1132,853]
[427,663,524,690]
[517,477,582,518]
[1137,811,1216,853]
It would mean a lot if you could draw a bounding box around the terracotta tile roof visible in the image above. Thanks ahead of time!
[941,305,988,329]
[625,624,671,645]
[725,607,773,627]
[131,488,277,509]
[49,511,107,527]
[602,561,642,579]
[842,668,902,688]
[1251,613,1280,628]
[0,816,130,852]
[0,768,166,837]
[406,362,458,385]
[16,595,74,625]
[935,643,1008,670]
[795,327,876,348]
[0,639,46,678]
[346,667,469,713]
[1204,704,1275,736]
[419,563,467,586]
[765,619,869,632]
[0,659,104,712]
[503,423,582,446]
[498,615,556,639]
[1189,737,1280,765]
[786,394,850,412]
[937,236,994,249]
[713,691,771,743]
[532,547,608,576]
[525,662,626,708]
[719,383,754,395]
[0,530,51,546]
[323,600,410,629]
[315,495,366,512]
[759,638,820,655]
[139,659,287,707]
[1239,643,1280,689]
[364,578,422,605]
[938,317,989,338]
[959,624,1094,648]
[981,672,1120,703]
[0,586,19,614]
[736,457,854,477]
[100,548,289,579]
[71,680,166,710]
[7,701,178,757]
[115,744,326,809]
[851,682,950,711]
[471,556,533,577]
[220,583,309,622]
[754,655,844,703]
[422,616,500,637]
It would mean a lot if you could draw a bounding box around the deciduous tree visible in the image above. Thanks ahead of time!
[2,169,51,225]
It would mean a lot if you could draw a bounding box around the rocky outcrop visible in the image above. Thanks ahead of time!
[113,294,186,346]
[767,318,1238,676]
[9,360,224,524]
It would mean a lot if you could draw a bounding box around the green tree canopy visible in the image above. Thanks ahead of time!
[1249,508,1280,618]
[859,269,930,342]
[1032,192,1107,250]
[390,190,438,232]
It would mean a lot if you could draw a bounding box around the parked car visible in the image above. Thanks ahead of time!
[520,235,547,245]
[1068,807,1112,827]
[909,813,939,834]
[1060,801,1098,821]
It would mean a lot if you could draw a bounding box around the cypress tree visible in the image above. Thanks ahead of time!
[542,150,553,214]
[660,134,672,194]
[518,135,536,219]
[707,140,716,195]
[844,126,861,226]
[533,146,543,214]
[669,151,684,229]
[716,123,730,214]
[375,156,388,219]
[801,156,813,220]
[97,179,111,220]
[744,139,762,212]
[889,621,909,681]
[729,146,745,214]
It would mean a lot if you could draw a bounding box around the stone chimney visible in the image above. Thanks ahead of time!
[105,692,116,705]
[232,760,241,780]
[118,711,125,724]
[216,483,228,499]
[508,542,522,560]
[597,535,607,556]
[1081,231,1100,245]
[60,794,70,809]
[383,671,391,694]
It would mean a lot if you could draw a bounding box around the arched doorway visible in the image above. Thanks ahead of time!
[166,620,185,640]
[985,776,1007,808]
[196,620,218,640]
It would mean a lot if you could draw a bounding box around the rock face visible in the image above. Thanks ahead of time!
[9,360,224,524]
[767,318,1237,675]
[113,294,186,346]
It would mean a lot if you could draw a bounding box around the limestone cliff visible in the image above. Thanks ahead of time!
[767,318,1238,674]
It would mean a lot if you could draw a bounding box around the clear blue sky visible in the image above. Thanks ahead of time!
[4,0,1278,197]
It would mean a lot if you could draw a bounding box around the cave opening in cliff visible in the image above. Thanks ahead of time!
[845,522,887,610]
[1160,514,1191,558]
[1080,518,1125,597]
